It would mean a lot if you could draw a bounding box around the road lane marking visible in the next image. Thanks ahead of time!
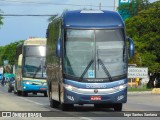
[128,102,160,108]
[0,90,46,106]
[79,117,93,120]
[18,97,45,106]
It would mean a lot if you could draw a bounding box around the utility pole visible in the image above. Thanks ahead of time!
[99,3,101,10]
[114,0,118,11]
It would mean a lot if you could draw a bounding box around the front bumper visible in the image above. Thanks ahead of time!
[22,84,47,93]
[63,86,127,104]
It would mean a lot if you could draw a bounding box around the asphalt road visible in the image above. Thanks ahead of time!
[0,85,160,120]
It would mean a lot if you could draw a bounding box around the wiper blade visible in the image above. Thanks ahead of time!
[98,58,112,82]
[33,65,41,78]
[79,59,94,81]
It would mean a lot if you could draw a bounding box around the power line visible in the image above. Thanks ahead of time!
[0,14,57,17]
[0,0,114,8]
[0,12,159,17]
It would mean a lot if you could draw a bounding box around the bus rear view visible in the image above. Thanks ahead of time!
[46,10,134,111]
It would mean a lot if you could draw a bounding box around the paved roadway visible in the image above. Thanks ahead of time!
[0,85,160,120]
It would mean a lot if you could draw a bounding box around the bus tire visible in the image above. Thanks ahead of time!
[22,91,28,97]
[17,91,21,96]
[61,103,73,111]
[113,103,122,111]
[44,92,48,97]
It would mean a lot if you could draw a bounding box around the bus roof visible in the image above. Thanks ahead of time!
[63,10,124,28]
[24,38,46,46]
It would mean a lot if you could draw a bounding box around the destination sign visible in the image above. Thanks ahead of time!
[128,67,148,78]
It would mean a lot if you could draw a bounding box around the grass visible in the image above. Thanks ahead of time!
[128,85,153,92]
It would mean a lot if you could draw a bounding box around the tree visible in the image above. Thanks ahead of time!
[0,9,3,27]
[118,0,150,19]
[0,40,24,66]
[125,1,160,88]
[48,15,57,22]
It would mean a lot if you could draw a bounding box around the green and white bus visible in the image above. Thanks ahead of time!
[15,38,47,97]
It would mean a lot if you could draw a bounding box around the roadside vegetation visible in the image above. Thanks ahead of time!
[128,85,152,92]
[0,41,24,66]
[118,0,160,88]
[0,9,3,27]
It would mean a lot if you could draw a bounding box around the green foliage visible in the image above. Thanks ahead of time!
[0,40,24,66]
[0,9,3,27]
[118,0,150,17]
[48,15,57,22]
[125,1,160,73]
[129,51,141,66]
[128,85,152,91]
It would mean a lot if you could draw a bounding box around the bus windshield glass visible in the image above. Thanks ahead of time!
[24,46,46,57]
[64,29,126,81]
[23,46,46,79]
[23,57,46,79]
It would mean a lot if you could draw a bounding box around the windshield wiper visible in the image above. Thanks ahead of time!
[79,59,94,81]
[98,58,112,82]
[33,65,41,78]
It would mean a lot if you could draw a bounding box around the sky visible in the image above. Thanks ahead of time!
[0,0,157,46]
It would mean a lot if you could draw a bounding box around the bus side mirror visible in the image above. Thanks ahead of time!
[56,38,61,58]
[46,29,49,38]
[18,54,23,67]
[128,37,134,58]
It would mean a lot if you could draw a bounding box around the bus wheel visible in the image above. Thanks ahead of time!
[44,92,48,97]
[22,92,28,97]
[61,103,73,111]
[49,91,59,108]
[113,103,122,111]
[17,91,21,96]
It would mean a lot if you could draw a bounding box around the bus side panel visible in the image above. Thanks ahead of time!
[46,19,61,102]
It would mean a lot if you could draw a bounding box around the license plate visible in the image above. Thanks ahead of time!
[40,88,47,90]
[90,96,101,100]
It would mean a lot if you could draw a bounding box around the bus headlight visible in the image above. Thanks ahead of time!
[64,84,78,92]
[114,84,127,91]
[24,81,30,84]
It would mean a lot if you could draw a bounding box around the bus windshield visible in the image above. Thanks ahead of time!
[64,29,127,81]
[23,57,46,79]
[24,46,46,57]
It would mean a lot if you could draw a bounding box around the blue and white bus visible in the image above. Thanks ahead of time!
[15,38,47,97]
[46,10,134,111]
